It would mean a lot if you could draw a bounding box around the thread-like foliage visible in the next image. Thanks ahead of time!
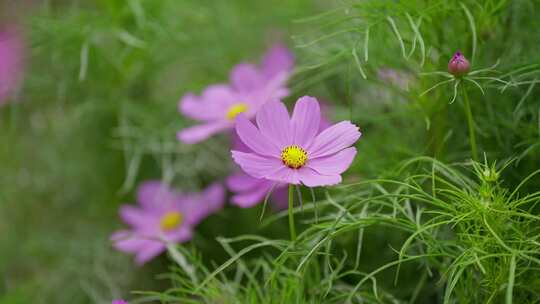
[2,0,540,303]
[153,158,540,303]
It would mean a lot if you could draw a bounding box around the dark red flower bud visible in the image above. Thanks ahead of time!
[448,51,470,77]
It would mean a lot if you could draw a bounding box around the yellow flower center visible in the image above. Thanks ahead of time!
[281,145,308,169]
[226,103,248,120]
[159,211,183,231]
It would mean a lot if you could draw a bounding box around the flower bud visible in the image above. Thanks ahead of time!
[448,51,470,77]
[482,167,499,183]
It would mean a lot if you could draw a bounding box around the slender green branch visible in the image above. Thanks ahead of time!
[166,243,198,284]
[288,184,297,241]
[462,87,478,161]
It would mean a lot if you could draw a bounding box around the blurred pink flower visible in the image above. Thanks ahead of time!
[0,26,24,105]
[112,300,128,304]
[177,43,294,144]
[111,181,225,265]
[232,96,361,187]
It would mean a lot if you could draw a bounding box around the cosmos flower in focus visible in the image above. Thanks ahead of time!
[448,51,470,77]
[111,181,225,265]
[232,96,361,187]
[177,43,294,144]
[227,104,333,208]
[0,26,24,106]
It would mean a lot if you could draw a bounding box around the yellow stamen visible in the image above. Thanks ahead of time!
[281,145,308,169]
[226,103,248,120]
[159,212,183,231]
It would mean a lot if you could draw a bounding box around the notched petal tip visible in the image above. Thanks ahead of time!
[298,168,342,187]
[308,120,362,158]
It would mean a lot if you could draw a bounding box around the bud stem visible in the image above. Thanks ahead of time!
[462,87,478,161]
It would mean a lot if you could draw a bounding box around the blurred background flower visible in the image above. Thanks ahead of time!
[111,181,224,265]
[177,44,294,144]
[2,1,540,303]
[0,25,25,105]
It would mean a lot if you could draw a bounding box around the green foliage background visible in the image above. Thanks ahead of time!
[1,0,540,303]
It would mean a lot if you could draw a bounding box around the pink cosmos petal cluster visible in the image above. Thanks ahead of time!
[227,105,333,208]
[111,181,225,265]
[0,26,24,105]
[232,96,361,187]
[177,44,294,144]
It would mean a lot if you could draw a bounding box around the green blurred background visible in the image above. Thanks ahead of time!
[2,0,540,303]
[0,1,328,302]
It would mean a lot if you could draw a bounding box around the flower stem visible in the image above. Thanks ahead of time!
[288,185,297,242]
[462,87,478,162]
[166,243,198,284]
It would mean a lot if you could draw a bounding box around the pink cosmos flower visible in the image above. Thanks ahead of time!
[227,105,333,208]
[177,43,294,144]
[112,300,128,304]
[111,181,225,265]
[226,131,287,209]
[232,96,361,187]
[0,26,24,105]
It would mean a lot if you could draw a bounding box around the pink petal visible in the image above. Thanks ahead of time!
[111,231,146,252]
[119,205,151,228]
[297,167,342,187]
[178,183,224,226]
[307,147,356,175]
[227,172,286,208]
[0,27,24,105]
[260,73,290,101]
[235,115,280,156]
[137,180,176,210]
[165,225,193,243]
[200,84,237,106]
[178,94,215,121]
[264,166,301,185]
[231,150,283,179]
[202,182,226,214]
[307,121,361,158]
[291,96,320,147]
[178,85,235,121]
[262,43,294,79]
[111,230,130,242]
[270,187,289,210]
[231,130,258,153]
[231,184,270,208]
[255,100,292,149]
[177,121,230,144]
[134,241,166,265]
[230,63,264,92]
[226,172,262,192]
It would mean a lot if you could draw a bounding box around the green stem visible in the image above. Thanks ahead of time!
[288,185,297,242]
[166,243,198,284]
[462,88,478,161]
